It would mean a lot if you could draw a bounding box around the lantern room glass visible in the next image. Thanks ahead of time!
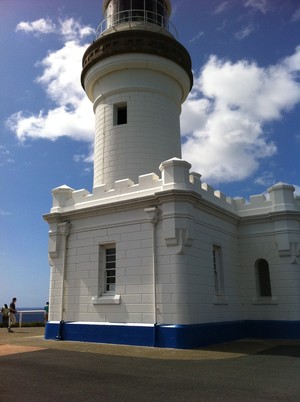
[106,0,169,29]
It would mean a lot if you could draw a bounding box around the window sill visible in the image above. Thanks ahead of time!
[213,295,228,305]
[92,295,121,305]
[251,296,278,305]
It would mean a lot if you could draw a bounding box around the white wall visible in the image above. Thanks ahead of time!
[46,160,300,325]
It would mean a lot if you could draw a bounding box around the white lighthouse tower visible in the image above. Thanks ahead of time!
[81,0,192,188]
[44,1,300,348]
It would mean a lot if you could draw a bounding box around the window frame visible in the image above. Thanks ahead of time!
[91,243,120,305]
[114,102,127,126]
[105,247,116,293]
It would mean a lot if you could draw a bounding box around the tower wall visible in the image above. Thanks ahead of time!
[87,55,188,187]
[81,29,193,188]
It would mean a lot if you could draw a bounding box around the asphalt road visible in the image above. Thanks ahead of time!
[1,328,300,402]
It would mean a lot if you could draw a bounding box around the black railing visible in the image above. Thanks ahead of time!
[95,9,177,38]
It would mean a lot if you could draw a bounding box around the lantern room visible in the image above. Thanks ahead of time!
[103,0,171,30]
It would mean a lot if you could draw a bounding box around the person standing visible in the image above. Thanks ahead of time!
[9,297,17,333]
[44,302,49,323]
[1,304,10,332]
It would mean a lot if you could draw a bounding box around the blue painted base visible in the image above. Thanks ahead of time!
[45,320,300,349]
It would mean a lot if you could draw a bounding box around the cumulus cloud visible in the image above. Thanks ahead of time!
[8,17,300,186]
[15,17,94,39]
[59,18,95,40]
[7,18,95,144]
[181,47,300,183]
[16,18,56,35]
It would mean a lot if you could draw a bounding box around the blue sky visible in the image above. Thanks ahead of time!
[1,0,299,307]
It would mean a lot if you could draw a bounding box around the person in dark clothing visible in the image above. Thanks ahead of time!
[9,297,17,333]
[1,304,10,331]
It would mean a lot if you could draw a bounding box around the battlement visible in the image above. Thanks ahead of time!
[50,158,299,217]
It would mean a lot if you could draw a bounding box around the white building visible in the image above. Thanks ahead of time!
[44,0,300,348]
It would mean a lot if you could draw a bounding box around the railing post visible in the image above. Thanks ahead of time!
[19,312,23,328]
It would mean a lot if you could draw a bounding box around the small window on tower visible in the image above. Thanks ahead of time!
[114,103,127,125]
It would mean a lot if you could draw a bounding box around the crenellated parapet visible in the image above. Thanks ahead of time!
[50,158,300,218]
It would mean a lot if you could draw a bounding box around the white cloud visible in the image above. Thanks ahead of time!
[9,17,300,186]
[0,145,14,166]
[291,8,300,23]
[15,17,94,39]
[59,18,95,40]
[8,19,95,143]
[283,45,300,72]
[244,0,270,14]
[235,24,255,40]
[16,18,56,35]
[214,1,234,15]
[0,209,11,217]
[189,31,204,44]
[73,151,94,164]
[181,47,300,184]
[254,171,275,186]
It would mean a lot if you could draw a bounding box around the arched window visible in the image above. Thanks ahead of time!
[255,259,272,297]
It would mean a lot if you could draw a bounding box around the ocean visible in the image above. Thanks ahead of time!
[15,307,44,323]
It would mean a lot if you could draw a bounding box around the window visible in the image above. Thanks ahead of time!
[212,245,224,296]
[114,103,127,125]
[256,259,272,297]
[98,244,116,295]
[105,247,116,292]
[92,244,120,305]
[107,0,168,28]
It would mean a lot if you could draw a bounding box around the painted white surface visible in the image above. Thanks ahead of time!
[46,158,300,324]
[45,5,300,328]
[83,54,190,188]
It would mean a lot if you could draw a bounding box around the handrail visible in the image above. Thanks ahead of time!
[0,310,44,328]
[95,10,178,39]
[18,310,44,327]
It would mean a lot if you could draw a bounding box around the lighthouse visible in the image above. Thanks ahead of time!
[81,0,193,188]
[44,1,300,348]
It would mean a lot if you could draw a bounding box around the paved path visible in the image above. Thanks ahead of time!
[1,327,300,401]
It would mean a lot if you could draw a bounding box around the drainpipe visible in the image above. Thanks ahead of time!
[144,207,159,346]
[58,221,71,337]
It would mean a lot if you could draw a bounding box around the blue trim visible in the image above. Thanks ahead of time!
[156,321,246,349]
[245,320,300,340]
[45,322,154,346]
[45,320,300,349]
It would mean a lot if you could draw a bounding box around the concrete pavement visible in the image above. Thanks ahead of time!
[1,327,300,401]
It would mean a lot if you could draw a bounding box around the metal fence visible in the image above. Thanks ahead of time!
[0,310,44,327]
[95,11,177,38]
